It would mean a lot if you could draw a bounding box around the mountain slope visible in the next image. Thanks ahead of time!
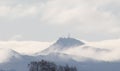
[0,48,22,63]
[1,38,120,71]
[40,37,85,54]
[0,48,34,71]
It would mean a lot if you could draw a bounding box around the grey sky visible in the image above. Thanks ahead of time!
[0,0,120,41]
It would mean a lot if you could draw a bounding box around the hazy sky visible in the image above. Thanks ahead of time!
[0,0,120,41]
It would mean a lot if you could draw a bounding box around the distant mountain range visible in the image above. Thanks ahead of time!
[0,37,120,71]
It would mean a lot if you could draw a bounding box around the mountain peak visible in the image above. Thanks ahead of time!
[40,37,85,55]
[52,37,84,48]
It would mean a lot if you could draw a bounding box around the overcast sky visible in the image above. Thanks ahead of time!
[0,0,120,41]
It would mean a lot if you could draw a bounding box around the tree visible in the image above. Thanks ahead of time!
[28,59,77,71]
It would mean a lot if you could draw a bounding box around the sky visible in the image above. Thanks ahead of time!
[0,0,120,61]
[0,0,120,41]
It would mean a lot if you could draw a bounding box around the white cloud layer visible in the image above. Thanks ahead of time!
[0,41,52,55]
[63,38,120,61]
[0,38,120,62]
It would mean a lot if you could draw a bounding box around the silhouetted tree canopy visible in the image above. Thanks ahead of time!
[28,60,77,71]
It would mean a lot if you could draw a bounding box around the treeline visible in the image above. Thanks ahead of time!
[28,60,77,71]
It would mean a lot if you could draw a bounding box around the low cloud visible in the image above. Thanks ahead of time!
[63,38,120,62]
[0,38,120,62]
[0,41,52,55]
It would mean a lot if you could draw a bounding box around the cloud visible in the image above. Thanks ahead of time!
[62,38,120,61]
[0,41,52,55]
[0,0,120,62]
[88,39,120,61]
[9,34,23,41]
[0,0,120,41]
[0,38,120,62]
[39,0,120,37]
[0,5,38,17]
